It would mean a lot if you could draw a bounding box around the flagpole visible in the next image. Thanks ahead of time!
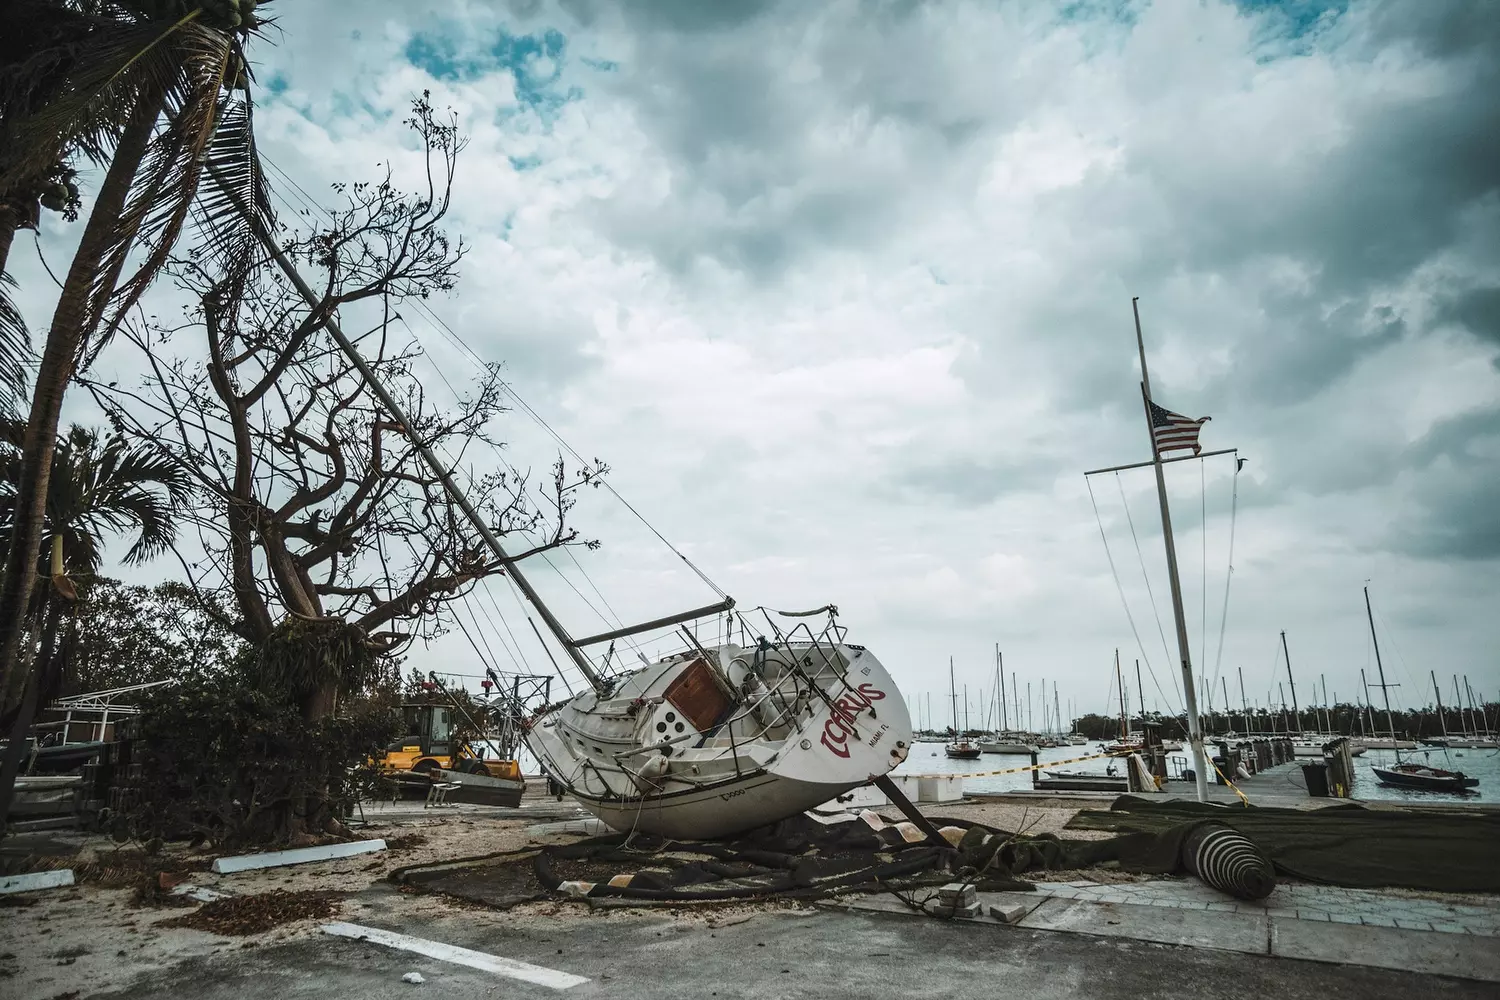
[1133,297,1210,802]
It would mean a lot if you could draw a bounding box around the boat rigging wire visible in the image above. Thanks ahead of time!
[1113,473,1182,712]
[1208,458,1242,705]
[1201,458,1208,713]
[1085,478,1180,714]
[258,156,717,664]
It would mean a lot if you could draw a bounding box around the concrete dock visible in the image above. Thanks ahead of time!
[5,795,1498,998]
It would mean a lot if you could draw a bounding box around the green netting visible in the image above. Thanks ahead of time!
[1066,796,1500,893]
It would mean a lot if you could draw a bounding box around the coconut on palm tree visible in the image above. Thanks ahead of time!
[0,0,276,724]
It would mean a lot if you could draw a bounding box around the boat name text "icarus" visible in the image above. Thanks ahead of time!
[819,683,887,758]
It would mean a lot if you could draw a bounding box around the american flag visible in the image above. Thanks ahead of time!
[1149,400,1210,457]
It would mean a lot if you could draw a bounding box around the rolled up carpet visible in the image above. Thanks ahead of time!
[1181,822,1276,900]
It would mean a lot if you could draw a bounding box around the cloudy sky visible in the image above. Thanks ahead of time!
[18,0,1500,724]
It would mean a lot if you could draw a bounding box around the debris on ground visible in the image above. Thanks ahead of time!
[157,889,341,936]
[401,972,426,984]
[384,834,430,851]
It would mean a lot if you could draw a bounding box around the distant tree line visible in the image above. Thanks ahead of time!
[1069,702,1497,741]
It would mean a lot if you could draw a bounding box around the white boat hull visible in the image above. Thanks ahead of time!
[979,742,1037,754]
[1356,738,1419,750]
[525,640,912,840]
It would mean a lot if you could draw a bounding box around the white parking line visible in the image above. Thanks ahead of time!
[320,922,589,989]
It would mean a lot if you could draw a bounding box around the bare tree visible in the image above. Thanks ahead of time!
[89,97,604,719]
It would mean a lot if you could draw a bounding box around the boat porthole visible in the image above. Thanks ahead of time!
[665,711,677,723]
[800,739,812,750]
[656,722,667,733]
[674,722,685,733]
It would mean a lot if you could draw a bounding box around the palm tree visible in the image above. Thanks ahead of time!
[0,0,275,715]
[0,421,190,827]
[1,423,189,583]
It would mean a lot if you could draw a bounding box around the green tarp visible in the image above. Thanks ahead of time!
[1067,796,1500,894]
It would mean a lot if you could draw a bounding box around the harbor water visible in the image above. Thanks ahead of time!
[895,741,1500,803]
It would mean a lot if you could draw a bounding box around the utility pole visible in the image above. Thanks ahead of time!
[1280,631,1300,733]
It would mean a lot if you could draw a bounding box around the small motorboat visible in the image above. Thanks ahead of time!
[1372,763,1479,793]
[944,739,982,760]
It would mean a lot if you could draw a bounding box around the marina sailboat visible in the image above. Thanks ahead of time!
[944,657,982,760]
[1364,587,1479,794]
[226,175,914,840]
[978,647,1037,754]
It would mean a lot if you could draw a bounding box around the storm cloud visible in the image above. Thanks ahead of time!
[16,0,1498,718]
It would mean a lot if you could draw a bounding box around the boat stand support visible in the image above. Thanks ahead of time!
[873,775,951,850]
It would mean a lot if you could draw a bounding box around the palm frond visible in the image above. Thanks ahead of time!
[192,80,274,312]
[1,423,188,576]
[0,18,178,191]
[83,21,233,366]
[0,272,31,418]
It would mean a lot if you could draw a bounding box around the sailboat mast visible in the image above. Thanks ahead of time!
[1466,676,1485,736]
[1133,298,1209,801]
[1239,666,1249,735]
[1320,674,1330,734]
[213,163,607,693]
[1135,659,1145,720]
[1281,631,1300,733]
[1361,668,1376,735]
[1432,670,1448,740]
[1115,649,1128,740]
[1364,586,1399,752]
[1221,677,1230,734]
[998,648,1008,732]
[1054,683,1061,738]
[949,657,958,735]
[1454,676,1469,738]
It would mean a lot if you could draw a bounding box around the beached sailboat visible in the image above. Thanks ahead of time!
[226,178,914,840]
[527,619,917,836]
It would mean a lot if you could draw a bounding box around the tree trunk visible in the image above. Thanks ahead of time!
[0,599,62,833]
[0,211,16,277]
[0,86,166,714]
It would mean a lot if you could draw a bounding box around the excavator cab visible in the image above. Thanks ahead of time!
[382,704,458,773]
[377,702,521,780]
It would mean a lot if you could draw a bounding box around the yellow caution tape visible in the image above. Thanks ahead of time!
[1208,757,1251,805]
[938,750,1117,779]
